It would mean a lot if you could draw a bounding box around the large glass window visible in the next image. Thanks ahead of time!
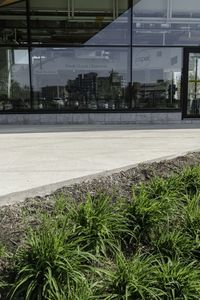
[132,48,182,109]
[169,0,200,45]
[0,48,30,111]
[31,47,130,111]
[132,0,167,45]
[172,0,200,18]
[30,0,130,45]
[133,0,167,17]
[0,0,28,45]
[132,0,200,46]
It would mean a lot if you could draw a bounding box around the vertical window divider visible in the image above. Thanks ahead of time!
[116,0,119,18]
[26,0,33,111]
[129,0,133,110]
[71,0,74,18]
[113,0,116,20]
[68,0,71,19]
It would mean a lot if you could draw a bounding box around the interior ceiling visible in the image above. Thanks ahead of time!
[0,0,141,9]
[0,0,22,7]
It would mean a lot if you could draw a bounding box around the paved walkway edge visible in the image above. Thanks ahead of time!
[1,150,200,207]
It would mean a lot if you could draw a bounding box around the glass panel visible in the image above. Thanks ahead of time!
[187,53,200,116]
[31,0,68,10]
[85,7,130,45]
[132,0,167,45]
[31,47,130,111]
[0,0,27,45]
[173,0,200,18]
[133,0,200,46]
[0,48,30,111]
[132,48,182,109]
[165,29,200,46]
[30,0,129,45]
[170,0,200,45]
[133,0,166,17]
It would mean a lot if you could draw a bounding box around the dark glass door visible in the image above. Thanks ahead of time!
[183,49,200,117]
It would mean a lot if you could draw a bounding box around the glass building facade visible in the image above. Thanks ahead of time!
[1,0,200,118]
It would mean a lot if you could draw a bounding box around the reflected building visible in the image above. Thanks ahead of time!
[1,0,200,121]
[66,71,124,109]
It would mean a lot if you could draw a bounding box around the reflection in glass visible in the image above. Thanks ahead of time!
[132,0,200,46]
[30,0,129,45]
[187,53,200,116]
[31,47,130,111]
[0,0,27,45]
[85,7,130,45]
[133,0,166,17]
[132,48,182,109]
[132,0,166,45]
[172,0,200,18]
[0,48,30,111]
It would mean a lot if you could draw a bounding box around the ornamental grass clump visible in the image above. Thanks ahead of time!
[105,251,163,300]
[154,258,200,300]
[150,228,192,259]
[176,166,200,197]
[127,184,170,244]
[139,176,178,201]
[183,193,200,237]
[66,194,132,256]
[179,193,200,260]
[10,220,96,300]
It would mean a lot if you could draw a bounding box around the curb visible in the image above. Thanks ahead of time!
[1,149,200,207]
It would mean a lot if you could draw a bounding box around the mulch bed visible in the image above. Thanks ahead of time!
[1,151,200,267]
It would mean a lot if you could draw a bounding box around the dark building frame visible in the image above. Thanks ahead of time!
[1,0,200,118]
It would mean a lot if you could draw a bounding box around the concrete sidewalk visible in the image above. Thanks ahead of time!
[1,124,200,205]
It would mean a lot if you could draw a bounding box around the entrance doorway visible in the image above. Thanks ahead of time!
[183,48,200,118]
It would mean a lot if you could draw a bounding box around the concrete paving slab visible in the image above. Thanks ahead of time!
[1,124,200,205]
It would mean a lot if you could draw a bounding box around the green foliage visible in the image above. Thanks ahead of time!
[155,258,200,299]
[105,251,163,300]
[10,221,96,300]
[151,228,192,259]
[4,165,200,299]
[67,194,132,256]
[177,166,200,196]
[183,193,200,237]
[127,184,170,243]
[139,176,178,200]
[0,243,5,258]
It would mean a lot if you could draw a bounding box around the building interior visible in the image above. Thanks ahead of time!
[0,0,200,117]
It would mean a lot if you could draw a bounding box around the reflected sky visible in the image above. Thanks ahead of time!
[133,0,200,46]
[85,8,131,45]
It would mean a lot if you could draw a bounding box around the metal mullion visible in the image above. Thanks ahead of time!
[71,0,74,18]
[113,0,116,20]
[130,45,184,48]
[129,0,133,110]
[67,0,70,19]
[133,16,200,23]
[30,44,130,48]
[26,0,33,111]
[167,0,172,20]
[116,0,119,18]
